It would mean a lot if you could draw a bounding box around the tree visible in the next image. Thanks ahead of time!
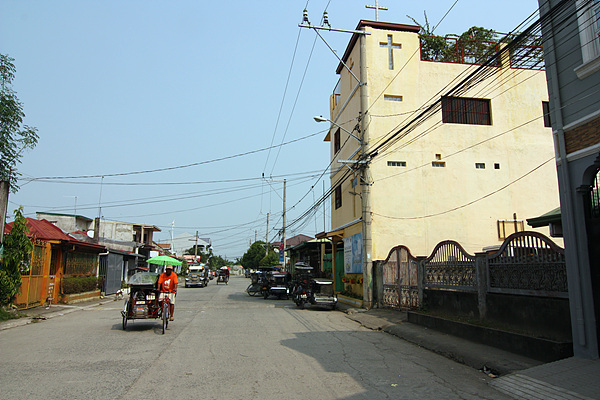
[1,54,39,193]
[0,207,33,305]
[259,251,279,267]
[240,241,266,270]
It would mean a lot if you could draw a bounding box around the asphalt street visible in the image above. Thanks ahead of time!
[0,276,512,400]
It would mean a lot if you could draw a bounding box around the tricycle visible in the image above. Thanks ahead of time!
[246,266,276,296]
[216,267,230,284]
[290,263,313,308]
[121,272,171,334]
[263,271,291,299]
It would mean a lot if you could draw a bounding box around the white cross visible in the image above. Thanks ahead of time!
[366,1,388,21]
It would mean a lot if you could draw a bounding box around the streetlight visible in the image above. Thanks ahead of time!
[314,115,362,144]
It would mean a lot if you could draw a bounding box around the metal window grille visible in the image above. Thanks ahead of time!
[334,128,341,154]
[542,101,551,127]
[334,185,342,209]
[592,169,600,219]
[441,96,491,125]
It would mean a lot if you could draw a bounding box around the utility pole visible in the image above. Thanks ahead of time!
[266,213,270,255]
[194,231,199,261]
[282,179,287,268]
[0,180,10,245]
[300,11,373,307]
[359,26,373,309]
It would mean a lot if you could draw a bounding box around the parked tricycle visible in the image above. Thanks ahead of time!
[121,272,171,334]
[263,272,291,299]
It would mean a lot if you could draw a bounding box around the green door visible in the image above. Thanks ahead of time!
[335,248,345,292]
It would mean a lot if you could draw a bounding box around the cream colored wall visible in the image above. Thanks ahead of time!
[329,26,562,259]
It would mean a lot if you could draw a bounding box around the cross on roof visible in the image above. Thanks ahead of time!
[366,1,388,21]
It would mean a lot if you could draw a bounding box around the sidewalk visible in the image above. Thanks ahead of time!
[340,304,600,400]
[0,295,120,331]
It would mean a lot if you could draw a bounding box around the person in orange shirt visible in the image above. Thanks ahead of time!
[158,265,178,321]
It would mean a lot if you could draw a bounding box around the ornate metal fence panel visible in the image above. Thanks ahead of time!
[487,231,567,297]
[382,248,399,309]
[424,241,476,291]
[382,246,420,309]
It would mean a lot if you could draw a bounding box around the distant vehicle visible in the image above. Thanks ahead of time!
[185,265,208,288]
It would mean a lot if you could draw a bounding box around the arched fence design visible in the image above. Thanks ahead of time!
[488,231,567,297]
[376,232,567,313]
[382,246,419,309]
[424,240,476,291]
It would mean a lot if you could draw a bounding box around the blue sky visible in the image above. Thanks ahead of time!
[1,0,540,259]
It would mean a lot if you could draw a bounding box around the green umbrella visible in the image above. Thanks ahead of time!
[146,255,182,266]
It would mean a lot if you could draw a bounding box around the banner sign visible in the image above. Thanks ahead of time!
[343,232,363,273]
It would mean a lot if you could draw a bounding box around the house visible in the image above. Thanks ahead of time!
[317,20,561,307]
[537,0,600,359]
[4,218,105,309]
[36,212,162,294]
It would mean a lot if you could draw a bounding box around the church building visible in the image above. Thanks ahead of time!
[317,19,560,307]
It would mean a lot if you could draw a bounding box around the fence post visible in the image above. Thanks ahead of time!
[417,256,426,309]
[372,260,382,308]
[475,252,487,319]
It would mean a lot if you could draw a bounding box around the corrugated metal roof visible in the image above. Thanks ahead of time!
[5,218,105,250]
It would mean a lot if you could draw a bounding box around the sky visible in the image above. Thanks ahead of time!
[1,0,541,259]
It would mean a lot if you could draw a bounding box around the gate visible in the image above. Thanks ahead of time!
[14,239,49,309]
[382,245,419,309]
[424,241,476,291]
[98,253,122,294]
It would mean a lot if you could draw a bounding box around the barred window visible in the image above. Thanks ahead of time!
[441,96,491,125]
[334,128,341,154]
[334,185,342,209]
[542,101,551,127]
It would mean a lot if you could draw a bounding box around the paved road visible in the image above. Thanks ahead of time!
[0,276,511,399]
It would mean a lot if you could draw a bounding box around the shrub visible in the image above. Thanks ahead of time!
[62,276,100,294]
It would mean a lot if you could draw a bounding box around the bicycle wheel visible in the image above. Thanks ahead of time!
[162,300,169,334]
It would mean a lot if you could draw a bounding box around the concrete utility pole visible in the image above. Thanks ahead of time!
[194,231,199,261]
[359,29,373,309]
[0,180,9,245]
[300,13,372,308]
[282,179,287,268]
[266,213,270,255]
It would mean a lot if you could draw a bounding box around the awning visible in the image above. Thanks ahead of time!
[527,207,561,228]
[316,229,344,239]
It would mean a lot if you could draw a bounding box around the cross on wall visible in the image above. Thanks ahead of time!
[380,35,401,70]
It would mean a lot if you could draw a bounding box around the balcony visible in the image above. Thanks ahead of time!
[420,35,544,70]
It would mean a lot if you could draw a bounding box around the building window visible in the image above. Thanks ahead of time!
[476,163,486,169]
[432,161,446,168]
[542,101,551,127]
[334,185,342,209]
[441,96,491,125]
[494,163,501,169]
[497,219,525,240]
[334,128,341,154]
[384,95,403,102]
[577,0,600,63]
[387,161,406,167]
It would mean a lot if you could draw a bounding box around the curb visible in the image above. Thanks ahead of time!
[0,297,117,331]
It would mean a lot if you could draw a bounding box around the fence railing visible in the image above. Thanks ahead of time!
[377,231,566,312]
[420,35,544,70]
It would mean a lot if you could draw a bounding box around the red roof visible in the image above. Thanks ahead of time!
[4,218,105,251]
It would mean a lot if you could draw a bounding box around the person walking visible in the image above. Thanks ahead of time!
[158,265,178,321]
